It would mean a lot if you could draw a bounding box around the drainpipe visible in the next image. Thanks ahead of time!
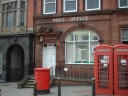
[33,0,36,69]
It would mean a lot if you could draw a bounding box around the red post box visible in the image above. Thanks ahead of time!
[114,44,128,96]
[94,44,113,95]
[34,68,50,94]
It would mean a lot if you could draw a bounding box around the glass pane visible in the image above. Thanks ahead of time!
[90,31,98,40]
[45,0,55,3]
[2,4,5,11]
[66,42,74,63]
[7,5,13,10]
[65,1,76,11]
[90,42,98,63]
[14,1,17,9]
[87,0,99,9]
[20,11,24,26]
[120,0,127,7]
[45,3,55,13]
[74,31,89,41]
[14,11,17,26]
[0,54,3,68]
[2,13,5,27]
[75,42,89,63]
[66,33,73,41]
[122,29,128,39]
[0,53,2,79]
[7,12,13,27]
[20,1,25,9]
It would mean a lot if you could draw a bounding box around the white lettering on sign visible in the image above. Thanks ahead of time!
[53,18,65,23]
[70,16,88,21]
[116,49,128,52]
[97,49,110,52]
[120,59,127,63]
[53,16,88,23]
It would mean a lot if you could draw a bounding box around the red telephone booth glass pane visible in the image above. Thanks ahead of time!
[98,55,109,89]
[117,55,128,90]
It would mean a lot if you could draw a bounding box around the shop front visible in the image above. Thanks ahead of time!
[34,14,110,79]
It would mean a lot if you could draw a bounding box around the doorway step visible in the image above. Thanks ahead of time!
[17,75,35,88]
[17,75,55,88]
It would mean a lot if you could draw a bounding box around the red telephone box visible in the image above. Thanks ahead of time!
[94,44,113,95]
[114,44,128,95]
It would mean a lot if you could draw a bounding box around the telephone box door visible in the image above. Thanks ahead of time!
[114,44,128,95]
[94,45,113,95]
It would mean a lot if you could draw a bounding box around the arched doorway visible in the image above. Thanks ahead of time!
[6,44,24,82]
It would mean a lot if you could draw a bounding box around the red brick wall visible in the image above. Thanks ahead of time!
[34,0,119,15]
[34,0,128,67]
[36,0,42,15]
[27,0,34,28]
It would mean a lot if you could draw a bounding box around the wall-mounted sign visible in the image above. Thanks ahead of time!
[36,16,88,24]
[116,49,128,52]
[64,68,68,71]
[53,16,88,23]
[35,15,110,24]
[120,59,127,63]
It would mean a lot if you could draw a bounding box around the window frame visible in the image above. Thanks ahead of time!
[43,0,56,14]
[1,0,26,27]
[63,0,77,13]
[85,0,101,11]
[121,28,128,42]
[65,29,99,65]
[118,0,128,8]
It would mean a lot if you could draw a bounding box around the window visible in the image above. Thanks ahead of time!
[85,0,101,11]
[63,0,77,12]
[118,0,128,8]
[20,11,25,26]
[20,1,25,9]
[43,0,56,14]
[20,1,25,26]
[122,28,128,44]
[65,29,99,64]
[1,0,26,27]
[2,1,17,27]
[7,12,14,27]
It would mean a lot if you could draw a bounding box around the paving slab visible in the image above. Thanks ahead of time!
[0,82,92,96]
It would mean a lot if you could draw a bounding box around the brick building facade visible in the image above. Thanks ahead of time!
[34,0,128,79]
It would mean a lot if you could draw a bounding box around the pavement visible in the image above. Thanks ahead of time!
[0,82,92,96]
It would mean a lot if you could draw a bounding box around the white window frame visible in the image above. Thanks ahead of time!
[63,0,77,13]
[65,30,99,65]
[43,0,56,14]
[85,0,101,11]
[118,0,128,8]
[121,28,128,42]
